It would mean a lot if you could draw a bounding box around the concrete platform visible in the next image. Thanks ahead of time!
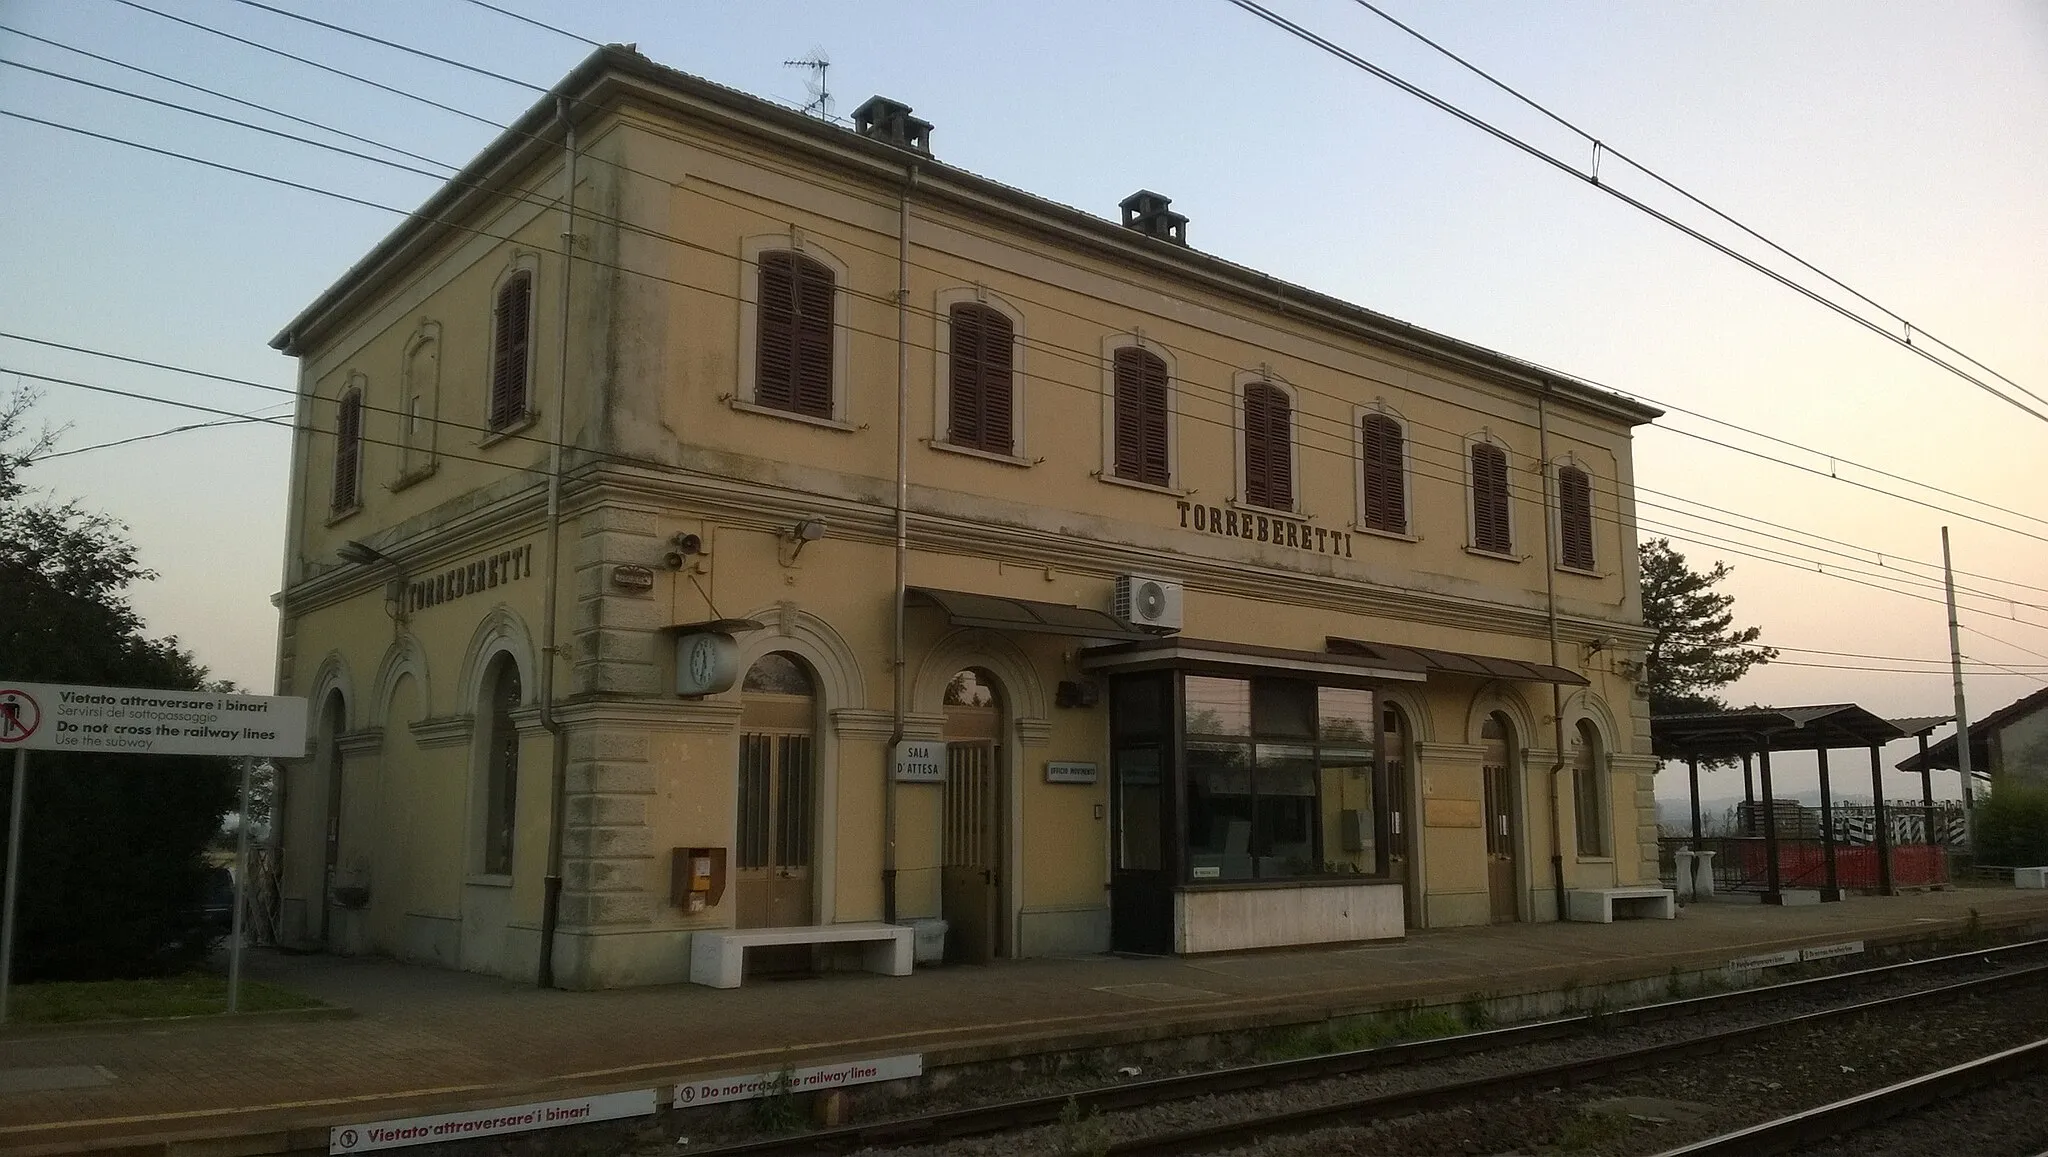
[6,887,2048,1155]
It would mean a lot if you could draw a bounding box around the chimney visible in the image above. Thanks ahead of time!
[1119,190,1188,246]
[851,95,933,156]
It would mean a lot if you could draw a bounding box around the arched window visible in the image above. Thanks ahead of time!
[755,251,836,419]
[737,653,817,930]
[1360,413,1407,534]
[480,655,521,876]
[1241,380,1293,510]
[1470,441,1512,554]
[946,304,1015,455]
[1112,346,1170,486]
[399,330,438,478]
[489,271,532,430]
[1558,464,1595,571]
[331,387,363,512]
[1573,719,1609,856]
[1481,711,1517,922]
[1382,703,1411,872]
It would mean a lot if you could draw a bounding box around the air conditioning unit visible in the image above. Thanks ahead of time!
[1112,573,1184,633]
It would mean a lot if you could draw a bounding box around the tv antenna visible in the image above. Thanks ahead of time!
[783,51,832,120]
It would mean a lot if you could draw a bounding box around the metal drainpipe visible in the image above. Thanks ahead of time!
[884,163,917,925]
[1537,386,1568,921]
[536,96,578,989]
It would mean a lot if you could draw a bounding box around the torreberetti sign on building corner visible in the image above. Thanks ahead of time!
[0,682,307,757]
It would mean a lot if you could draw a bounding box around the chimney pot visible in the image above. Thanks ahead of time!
[1118,189,1188,246]
[852,95,933,156]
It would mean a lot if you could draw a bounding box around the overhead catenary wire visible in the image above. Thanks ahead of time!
[1220,0,2048,425]
[22,13,2048,564]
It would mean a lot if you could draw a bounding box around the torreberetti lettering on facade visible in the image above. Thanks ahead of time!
[1175,501,1353,557]
[406,543,534,612]
[268,45,1665,990]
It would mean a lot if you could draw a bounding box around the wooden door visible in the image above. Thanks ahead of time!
[1384,706,1420,929]
[1483,729,1518,923]
[942,689,1003,964]
[735,676,816,973]
[322,726,343,944]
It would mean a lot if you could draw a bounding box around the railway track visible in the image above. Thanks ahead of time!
[1653,1035,2048,1157]
[679,935,2048,1156]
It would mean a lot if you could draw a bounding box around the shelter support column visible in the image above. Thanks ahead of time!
[1918,733,1936,849]
[1687,754,1702,850]
[1758,744,1784,904]
[1741,753,1756,834]
[1817,747,1841,902]
[1870,745,1895,895]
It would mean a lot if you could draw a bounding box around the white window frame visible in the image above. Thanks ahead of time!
[1352,401,1417,540]
[1463,429,1520,560]
[735,232,854,429]
[1098,333,1183,494]
[395,320,441,487]
[932,286,1029,465]
[1231,368,1302,515]
[483,252,542,441]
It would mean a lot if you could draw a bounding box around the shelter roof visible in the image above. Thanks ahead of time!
[1652,703,1904,759]
[1325,637,1587,686]
[1897,686,2048,773]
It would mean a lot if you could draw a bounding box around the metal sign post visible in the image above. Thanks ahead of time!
[0,748,25,1025]
[0,682,306,1024]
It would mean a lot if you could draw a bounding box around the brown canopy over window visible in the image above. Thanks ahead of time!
[1471,441,1511,554]
[489,271,531,430]
[1242,380,1293,510]
[1359,413,1406,533]
[1112,345,1170,486]
[756,250,835,419]
[1558,464,1594,570]
[947,303,1014,455]
[331,388,363,511]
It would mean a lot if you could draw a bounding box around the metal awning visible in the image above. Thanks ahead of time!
[906,587,1155,642]
[1325,637,1589,686]
[1652,703,1905,759]
[1079,636,1428,683]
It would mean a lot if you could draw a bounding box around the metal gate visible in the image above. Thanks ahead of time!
[941,740,1003,963]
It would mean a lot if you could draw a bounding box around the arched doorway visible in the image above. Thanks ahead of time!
[1572,719,1609,858]
[1482,713,1520,923]
[316,690,346,945]
[736,653,818,969]
[942,668,1007,962]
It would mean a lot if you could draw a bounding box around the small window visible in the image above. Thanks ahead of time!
[1558,465,1595,570]
[1470,441,1512,554]
[489,272,532,430]
[1242,380,1293,510]
[1359,413,1407,534]
[1573,719,1609,856]
[946,303,1015,455]
[1112,346,1170,486]
[481,655,522,875]
[331,388,363,511]
[755,251,835,419]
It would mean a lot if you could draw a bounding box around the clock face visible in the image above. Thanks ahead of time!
[676,632,738,696]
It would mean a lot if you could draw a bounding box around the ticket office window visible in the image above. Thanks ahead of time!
[1183,676,1382,883]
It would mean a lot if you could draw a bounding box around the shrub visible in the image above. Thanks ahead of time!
[1974,784,2048,868]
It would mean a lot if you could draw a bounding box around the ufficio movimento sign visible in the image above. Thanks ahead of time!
[0,681,308,758]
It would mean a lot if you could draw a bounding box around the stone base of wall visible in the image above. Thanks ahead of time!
[1426,890,1490,927]
[549,924,696,989]
[1175,883,1402,954]
[1018,906,1110,957]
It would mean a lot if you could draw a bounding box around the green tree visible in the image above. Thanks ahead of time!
[0,390,235,981]
[1639,538,1777,716]
[1973,783,2048,868]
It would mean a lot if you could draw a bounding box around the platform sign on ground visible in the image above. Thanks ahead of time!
[673,1053,924,1107]
[329,1089,658,1153]
[1728,949,1802,971]
[1800,940,1866,963]
[0,682,306,757]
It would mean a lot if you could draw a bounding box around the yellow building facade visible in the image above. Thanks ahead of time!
[271,47,1663,988]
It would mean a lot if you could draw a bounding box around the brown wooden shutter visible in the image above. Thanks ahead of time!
[1559,465,1595,570]
[490,272,531,430]
[332,390,363,510]
[1471,442,1512,553]
[1243,381,1291,509]
[1360,414,1406,533]
[1112,347,1170,487]
[755,251,834,418]
[947,304,1014,455]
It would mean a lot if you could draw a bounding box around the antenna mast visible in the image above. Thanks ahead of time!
[783,53,832,120]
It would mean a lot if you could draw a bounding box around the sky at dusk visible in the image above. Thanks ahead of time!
[1,0,2043,808]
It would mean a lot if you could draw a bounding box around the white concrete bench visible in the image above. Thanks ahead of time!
[2016,867,2048,889]
[1566,886,1677,923]
[689,922,914,989]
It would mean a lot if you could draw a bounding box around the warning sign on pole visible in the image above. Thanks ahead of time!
[0,682,306,758]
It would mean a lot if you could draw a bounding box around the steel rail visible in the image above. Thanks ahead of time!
[1650,1035,2048,1156]
[686,936,2048,1156]
[1103,965,2048,1156]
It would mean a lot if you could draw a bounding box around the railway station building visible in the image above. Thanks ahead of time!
[268,45,1663,988]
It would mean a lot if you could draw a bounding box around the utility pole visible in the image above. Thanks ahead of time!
[1942,527,1975,822]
